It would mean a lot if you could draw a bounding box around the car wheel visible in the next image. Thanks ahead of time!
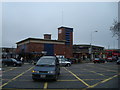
[13,63,17,67]
[67,64,71,67]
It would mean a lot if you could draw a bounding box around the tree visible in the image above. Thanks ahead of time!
[110,20,120,49]
[110,20,120,37]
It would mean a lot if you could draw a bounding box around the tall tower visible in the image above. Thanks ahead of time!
[58,26,73,58]
[58,26,73,46]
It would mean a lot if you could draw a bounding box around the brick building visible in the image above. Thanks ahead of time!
[16,26,73,60]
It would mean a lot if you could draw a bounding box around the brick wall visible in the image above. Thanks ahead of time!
[58,28,66,40]
[54,44,65,55]
[28,42,44,52]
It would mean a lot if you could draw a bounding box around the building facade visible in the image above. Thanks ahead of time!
[16,27,73,60]
[73,44,104,60]
[0,47,16,58]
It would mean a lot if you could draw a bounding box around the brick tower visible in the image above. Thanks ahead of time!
[58,26,73,58]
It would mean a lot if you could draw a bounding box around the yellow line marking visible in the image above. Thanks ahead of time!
[0,66,34,88]
[63,67,91,87]
[0,89,85,90]
[44,82,48,89]
[87,65,117,72]
[87,74,118,88]
[89,71,105,77]
[57,80,78,81]
[82,79,104,80]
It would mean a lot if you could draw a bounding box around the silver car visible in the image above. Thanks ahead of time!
[59,58,71,67]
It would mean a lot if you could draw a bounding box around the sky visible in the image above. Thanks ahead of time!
[1,2,118,49]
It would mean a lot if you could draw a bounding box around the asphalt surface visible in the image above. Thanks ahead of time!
[1,62,120,90]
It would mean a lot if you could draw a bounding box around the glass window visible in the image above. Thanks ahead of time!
[37,58,55,65]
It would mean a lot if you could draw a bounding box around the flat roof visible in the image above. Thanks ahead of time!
[16,38,66,45]
[73,44,104,48]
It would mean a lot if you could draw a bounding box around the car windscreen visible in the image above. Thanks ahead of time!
[36,58,55,66]
[11,59,17,62]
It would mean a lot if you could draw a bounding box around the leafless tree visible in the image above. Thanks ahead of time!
[110,20,120,37]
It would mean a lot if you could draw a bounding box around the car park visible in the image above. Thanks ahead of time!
[58,58,71,67]
[93,58,105,63]
[32,56,60,81]
[2,58,22,66]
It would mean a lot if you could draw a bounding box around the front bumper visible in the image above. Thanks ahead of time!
[32,73,56,80]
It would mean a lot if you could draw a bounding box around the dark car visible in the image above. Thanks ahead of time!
[2,58,22,66]
[32,56,60,81]
[93,58,105,63]
[116,59,120,64]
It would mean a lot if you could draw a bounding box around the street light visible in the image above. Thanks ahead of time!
[90,30,98,61]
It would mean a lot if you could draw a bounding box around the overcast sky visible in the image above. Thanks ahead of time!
[2,2,118,49]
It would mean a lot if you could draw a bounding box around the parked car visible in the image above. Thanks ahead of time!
[2,58,22,66]
[58,58,71,67]
[93,58,105,63]
[106,57,114,62]
[32,56,60,81]
[116,59,120,64]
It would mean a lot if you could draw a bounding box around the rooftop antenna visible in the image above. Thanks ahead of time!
[62,8,64,26]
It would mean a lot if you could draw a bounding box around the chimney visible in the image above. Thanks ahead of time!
[44,34,51,40]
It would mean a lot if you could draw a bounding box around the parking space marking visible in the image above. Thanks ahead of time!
[87,65,118,72]
[86,65,118,72]
[82,79,104,80]
[83,69,105,77]
[63,67,91,87]
[44,82,48,89]
[57,80,78,81]
[1,66,34,88]
[87,74,118,88]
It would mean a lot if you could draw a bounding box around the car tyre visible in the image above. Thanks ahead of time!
[66,64,71,67]
[13,63,17,67]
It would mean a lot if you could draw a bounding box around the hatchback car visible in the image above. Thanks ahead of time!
[58,58,71,67]
[2,58,22,66]
[32,56,60,81]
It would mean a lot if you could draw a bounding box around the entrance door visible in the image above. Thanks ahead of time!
[44,44,54,55]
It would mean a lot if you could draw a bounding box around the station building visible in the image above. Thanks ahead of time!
[16,26,73,59]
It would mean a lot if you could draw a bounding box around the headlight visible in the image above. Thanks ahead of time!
[48,71,55,74]
[32,70,39,73]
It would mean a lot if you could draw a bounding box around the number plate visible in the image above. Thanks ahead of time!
[40,75,46,78]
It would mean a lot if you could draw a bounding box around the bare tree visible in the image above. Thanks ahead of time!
[110,20,120,37]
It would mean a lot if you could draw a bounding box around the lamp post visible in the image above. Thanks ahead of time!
[90,30,98,61]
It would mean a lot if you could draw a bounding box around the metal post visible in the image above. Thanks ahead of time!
[90,31,98,61]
